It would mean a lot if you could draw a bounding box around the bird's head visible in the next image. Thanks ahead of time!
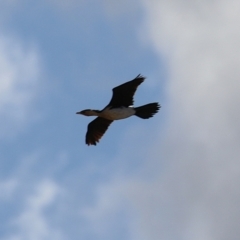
[76,109,100,116]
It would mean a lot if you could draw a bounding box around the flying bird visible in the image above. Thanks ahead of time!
[76,74,160,145]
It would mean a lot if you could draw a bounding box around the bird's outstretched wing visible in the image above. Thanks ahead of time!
[107,74,145,108]
[86,117,113,145]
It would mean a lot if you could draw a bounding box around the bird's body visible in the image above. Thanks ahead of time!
[97,106,136,120]
[77,74,160,145]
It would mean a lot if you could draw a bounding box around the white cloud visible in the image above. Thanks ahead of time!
[127,0,240,239]
[0,35,42,139]
[8,179,63,240]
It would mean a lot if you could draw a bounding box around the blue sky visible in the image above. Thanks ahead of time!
[1,1,240,240]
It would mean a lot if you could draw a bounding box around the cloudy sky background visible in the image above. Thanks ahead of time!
[1,0,240,239]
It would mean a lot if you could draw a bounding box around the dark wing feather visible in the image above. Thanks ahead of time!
[107,74,145,107]
[86,117,113,145]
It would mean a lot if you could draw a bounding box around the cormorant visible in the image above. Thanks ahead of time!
[76,74,160,145]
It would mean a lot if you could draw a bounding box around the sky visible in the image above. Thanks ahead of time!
[1,0,240,239]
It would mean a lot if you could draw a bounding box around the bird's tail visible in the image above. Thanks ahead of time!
[135,103,160,119]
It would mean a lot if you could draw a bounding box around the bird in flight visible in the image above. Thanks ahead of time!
[76,74,160,145]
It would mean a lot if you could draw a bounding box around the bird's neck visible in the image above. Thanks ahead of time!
[85,109,101,116]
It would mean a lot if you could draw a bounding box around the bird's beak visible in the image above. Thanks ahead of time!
[76,111,82,114]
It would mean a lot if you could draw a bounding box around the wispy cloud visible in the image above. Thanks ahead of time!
[0,35,42,139]
[6,179,63,240]
[124,0,240,239]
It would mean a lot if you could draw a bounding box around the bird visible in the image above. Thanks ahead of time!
[76,74,160,145]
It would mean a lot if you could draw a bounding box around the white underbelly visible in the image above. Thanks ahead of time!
[100,107,135,120]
